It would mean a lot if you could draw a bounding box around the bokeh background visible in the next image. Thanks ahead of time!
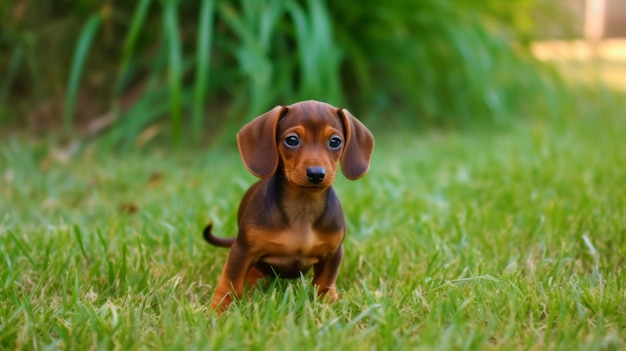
[1,0,624,146]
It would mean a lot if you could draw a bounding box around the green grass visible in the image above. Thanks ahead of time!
[1,108,625,350]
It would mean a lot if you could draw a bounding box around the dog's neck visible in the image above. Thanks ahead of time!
[277,176,329,224]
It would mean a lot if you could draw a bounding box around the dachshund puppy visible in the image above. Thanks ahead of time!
[204,100,374,312]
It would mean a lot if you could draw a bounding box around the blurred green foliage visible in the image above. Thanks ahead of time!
[1,0,565,144]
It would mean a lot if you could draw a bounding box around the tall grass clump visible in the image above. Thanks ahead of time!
[1,0,569,143]
[328,0,564,126]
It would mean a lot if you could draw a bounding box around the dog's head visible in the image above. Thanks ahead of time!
[237,100,374,191]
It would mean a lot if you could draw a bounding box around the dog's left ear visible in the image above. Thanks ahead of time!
[337,109,375,180]
[237,105,287,178]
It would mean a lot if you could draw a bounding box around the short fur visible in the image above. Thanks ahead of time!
[203,100,374,312]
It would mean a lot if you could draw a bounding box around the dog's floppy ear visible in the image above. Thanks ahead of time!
[337,108,375,180]
[237,105,287,178]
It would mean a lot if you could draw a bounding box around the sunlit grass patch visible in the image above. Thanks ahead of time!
[532,39,626,91]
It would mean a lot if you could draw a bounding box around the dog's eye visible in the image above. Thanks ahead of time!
[329,136,342,149]
[284,135,300,147]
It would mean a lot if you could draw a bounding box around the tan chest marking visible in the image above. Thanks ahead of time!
[247,224,342,258]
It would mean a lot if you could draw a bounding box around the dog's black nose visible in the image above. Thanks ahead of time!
[306,167,326,184]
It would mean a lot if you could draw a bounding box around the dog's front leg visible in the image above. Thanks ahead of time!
[211,242,253,312]
[312,245,343,301]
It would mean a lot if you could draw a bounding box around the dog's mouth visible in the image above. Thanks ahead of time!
[298,184,328,192]
[293,179,334,193]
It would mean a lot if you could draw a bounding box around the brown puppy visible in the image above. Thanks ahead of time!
[203,100,374,312]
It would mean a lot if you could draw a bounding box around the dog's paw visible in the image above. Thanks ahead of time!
[318,286,340,302]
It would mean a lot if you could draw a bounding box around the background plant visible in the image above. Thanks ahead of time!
[1,0,567,144]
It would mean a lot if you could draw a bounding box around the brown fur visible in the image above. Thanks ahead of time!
[203,100,374,312]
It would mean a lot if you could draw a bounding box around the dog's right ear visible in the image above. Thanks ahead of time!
[237,105,287,178]
[337,108,375,180]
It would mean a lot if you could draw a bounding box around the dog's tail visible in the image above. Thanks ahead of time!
[203,222,235,248]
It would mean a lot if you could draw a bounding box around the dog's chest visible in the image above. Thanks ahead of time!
[276,222,322,254]
[252,222,341,273]
[247,218,342,260]
[261,219,340,253]
[245,190,344,272]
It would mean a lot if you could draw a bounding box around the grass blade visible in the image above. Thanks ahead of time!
[163,0,183,145]
[6,230,36,267]
[192,0,216,142]
[116,0,152,96]
[73,225,89,261]
[308,0,342,103]
[63,14,102,134]
[0,49,23,106]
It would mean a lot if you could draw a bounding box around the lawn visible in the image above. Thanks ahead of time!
[1,102,625,350]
